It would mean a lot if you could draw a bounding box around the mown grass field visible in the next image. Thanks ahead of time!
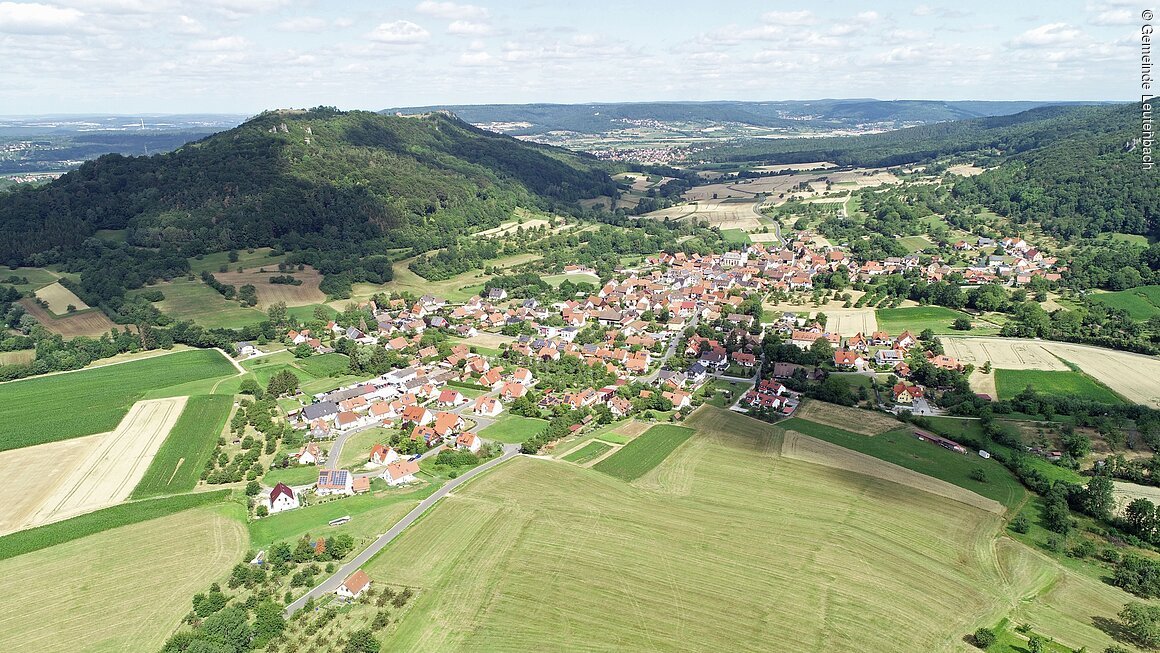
[543,272,601,287]
[139,277,267,329]
[364,407,1133,652]
[262,464,323,488]
[1087,285,1160,321]
[0,505,246,653]
[188,247,286,274]
[994,369,1123,404]
[0,489,230,562]
[876,305,978,335]
[562,441,611,464]
[130,395,233,498]
[720,228,752,244]
[294,352,351,377]
[898,235,935,252]
[592,424,693,481]
[0,349,237,450]
[478,414,548,444]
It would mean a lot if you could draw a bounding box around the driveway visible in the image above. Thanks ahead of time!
[285,443,521,617]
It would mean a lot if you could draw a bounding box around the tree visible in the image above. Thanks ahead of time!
[1081,474,1115,521]
[952,317,972,331]
[1027,635,1045,653]
[200,606,252,653]
[1120,601,1160,647]
[239,378,264,398]
[267,369,300,397]
[345,629,382,653]
[245,480,261,496]
[292,343,314,358]
[809,336,834,362]
[251,600,286,649]
[972,627,995,648]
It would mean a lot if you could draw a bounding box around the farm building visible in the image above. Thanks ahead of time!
[913,429,968,454]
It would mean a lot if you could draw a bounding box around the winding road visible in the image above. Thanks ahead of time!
[284,443,521,617]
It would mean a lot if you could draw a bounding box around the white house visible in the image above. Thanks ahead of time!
[381,460,420,486]
[456,432,482,453]
[369,444,399,466]
[316,469,354,496]
[296,442,322,465]
[336,570,371,600]
[472,396,503,417]
[266,483,300,514]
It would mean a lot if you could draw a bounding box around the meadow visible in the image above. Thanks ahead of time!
[0,505,246,653]
[1087,285,1160,321]
[0,489,230,562]
[262,464,324,488]
[994,369,1123,404]
[364,407,1130,652]
[875,305,978,334]
[561,441,612,464]
[592,424,694,481]
[0,349,237,450]
[478,414,549,444]
[130,395,234,498]
[140,277,267,329]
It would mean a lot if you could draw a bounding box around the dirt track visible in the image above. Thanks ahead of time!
[14,397,187,532]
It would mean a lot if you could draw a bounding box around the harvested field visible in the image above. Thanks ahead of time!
[477,218,550,237]
[794,400,900,436]
[944,337,1160,407]
[33,281,89,314]
[0,434,99,535]
[780,430,1003,514]
[17,397,187,532]
[614,420,651,437]
[948,164,985,177]
[644,198,762,230]
[214,265,326,308]
[18,298,118,338]
[1112,481,1160,516]
[0,507,246,653]
[454,331,516,351]
[0,349,34,365]
[824,308,878,336]
[592,424,694,481]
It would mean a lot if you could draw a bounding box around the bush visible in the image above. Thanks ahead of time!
[972,627,995,648]
[1010,514,1030,534]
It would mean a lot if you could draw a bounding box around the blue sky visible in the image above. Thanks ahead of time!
[0,0,1141,114]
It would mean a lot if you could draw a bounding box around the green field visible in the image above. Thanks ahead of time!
[898,235,934,252]
[595,432,630,445]
[363,407,1135,652]
[779,417,1026,510]
[543,272,601,287]
[0,490,231,562]
[562,441,612,464]
[140,277,267,329]
[478,414,548,444]
[0,349,237,450]
[0,266,59,292]
[994,369,1123,404]
[592,424,693,481]
[1088,285,1160,321]
[876,305,977,334]
[337,427,393,470]
[262,464,323,488]
[130,395,234,498]
[188,247,286,274]
[294,352,351,377]
[285,303,337,323]
[720,228,752,244]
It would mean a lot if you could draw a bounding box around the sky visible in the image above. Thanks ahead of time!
[0,0,1143,114]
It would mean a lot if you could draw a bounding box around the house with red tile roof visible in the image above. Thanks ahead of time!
[336,570,371,600]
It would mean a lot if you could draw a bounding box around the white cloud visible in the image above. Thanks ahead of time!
[1089,8,1134,25]
[189,35,249,51]
[457,50,492,66]
[368,20,430,44]
[857,11,881,21]
[448,20,492,36]
[1010,22,1083,47]
[760,10,816,26]
[913,4,933,16]
[0,2,84,34]
[276,16,329,33]
[415,1,489,20]
[173,14,204,35]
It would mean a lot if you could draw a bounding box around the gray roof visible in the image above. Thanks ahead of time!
[302,401,338,421]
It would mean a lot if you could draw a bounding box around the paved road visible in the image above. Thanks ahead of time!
[750,198,783,245]
[284,444,521,617]
[645,316,697,383]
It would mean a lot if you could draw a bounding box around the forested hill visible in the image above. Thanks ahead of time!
[0,107,616,268]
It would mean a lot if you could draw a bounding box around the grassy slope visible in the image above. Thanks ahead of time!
[138,277,267,329]
[0,505,246,653]
[1087,285,1160,321]
[130,395,234,498]
[592,424,694,481]
[0,349,237,450]
[478,414,548,444]
[364,408,1071,651]
[994,369,1123,404]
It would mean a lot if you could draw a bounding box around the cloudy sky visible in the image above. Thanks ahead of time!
[0,0,1141,114]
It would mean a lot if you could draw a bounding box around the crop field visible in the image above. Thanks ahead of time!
[994,369,1122,403]
[22,397,187,530]
[141,278,266,329]
[130,395,233,498]
[562,441,613,465]
[214,265,326,309]
[478,414,548,444]
[0,348,237,449]
[794,400,901,436]
[0,434,98,535]
[33,281,89,314]
[0,506,246,653]
[943,337,1160,407]
[644,198,762,230]
[18,297,119,337]
[592,424,694,481]
[1087,285,1160,320]
[823,308,878,336]
[365,406,1116,652]
[875,305,975,334]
